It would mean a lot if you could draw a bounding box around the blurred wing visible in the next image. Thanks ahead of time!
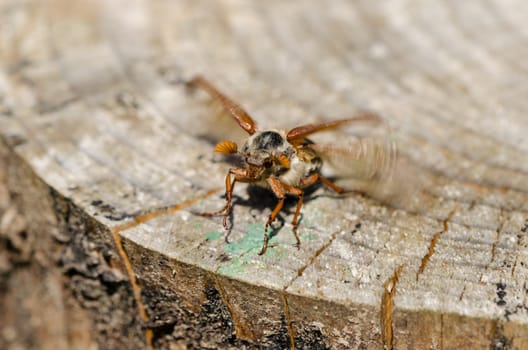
[309,135,397,185]
[179,80,254,147]
[307,122,430,209]
[302,115,406,201]
[187,76,257,135]
[194,97,253,146]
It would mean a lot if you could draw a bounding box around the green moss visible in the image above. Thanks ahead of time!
[218,224,284,277]
[223,224,264,253]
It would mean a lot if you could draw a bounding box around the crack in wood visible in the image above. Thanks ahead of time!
[523,281,528,311]
[440,314,444,350]
[281,290,296,350]
[280,224,349,349]
[213,275,255,341]
[416,206,458,281]
[110,228,154,350]
[510,216,527,278]
[295,231,340,279]
[511,258,518,279]
[111,187,220,232]
[459,284,467,302]
[109,188,220,349]
[381,264,404,350]
[479,208,507,283]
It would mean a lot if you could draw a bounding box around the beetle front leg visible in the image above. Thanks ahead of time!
[220,167,254,229]
[260,177,304,255]
[280,182,304,250]
[198,167,250,230]
[220,169,235,229]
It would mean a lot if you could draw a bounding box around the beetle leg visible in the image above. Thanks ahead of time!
[298,173,319,188]
[299,173,345,194]
[265,177,286,229]
[318,175,345,193]
[260,176,304,255]
[220,170,236,229]
[278,183,303,230]
[221,168,256,229]
[283,183,304,250]
[199,167,252,230]
[201,171,233,217]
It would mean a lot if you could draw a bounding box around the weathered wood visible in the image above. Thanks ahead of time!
[1,0,528,349]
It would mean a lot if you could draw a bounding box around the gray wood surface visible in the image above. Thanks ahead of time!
[1,0,528,349]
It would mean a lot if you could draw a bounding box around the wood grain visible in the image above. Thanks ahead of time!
[1,0,527,349]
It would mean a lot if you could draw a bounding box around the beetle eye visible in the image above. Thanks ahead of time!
[263,158,273,168]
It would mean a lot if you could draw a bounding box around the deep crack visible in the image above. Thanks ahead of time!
[381,264,404,350]
[281,222,359,350]
[416,206,458,281]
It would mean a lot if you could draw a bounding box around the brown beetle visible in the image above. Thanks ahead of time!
[188,76,394,254]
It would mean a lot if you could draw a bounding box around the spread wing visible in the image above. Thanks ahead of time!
[287,112,382,145]
[300,116,429,208]
[289,113,396,182]
[294,114,420,203]
[187,76,257,135]
[307,136,397,184]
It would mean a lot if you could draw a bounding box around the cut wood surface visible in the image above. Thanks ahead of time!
[1,0,528,349]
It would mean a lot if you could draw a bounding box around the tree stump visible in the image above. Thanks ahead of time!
[1,1,527,349]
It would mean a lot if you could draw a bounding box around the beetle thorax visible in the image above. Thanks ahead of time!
[241,130,322,187]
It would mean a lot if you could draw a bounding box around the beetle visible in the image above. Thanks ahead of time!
[187,76,391,254]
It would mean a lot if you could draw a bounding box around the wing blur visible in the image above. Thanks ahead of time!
[183,90,252,147]
[304,118,427,207]
[308,134,397,189]
[284,112,397,197]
